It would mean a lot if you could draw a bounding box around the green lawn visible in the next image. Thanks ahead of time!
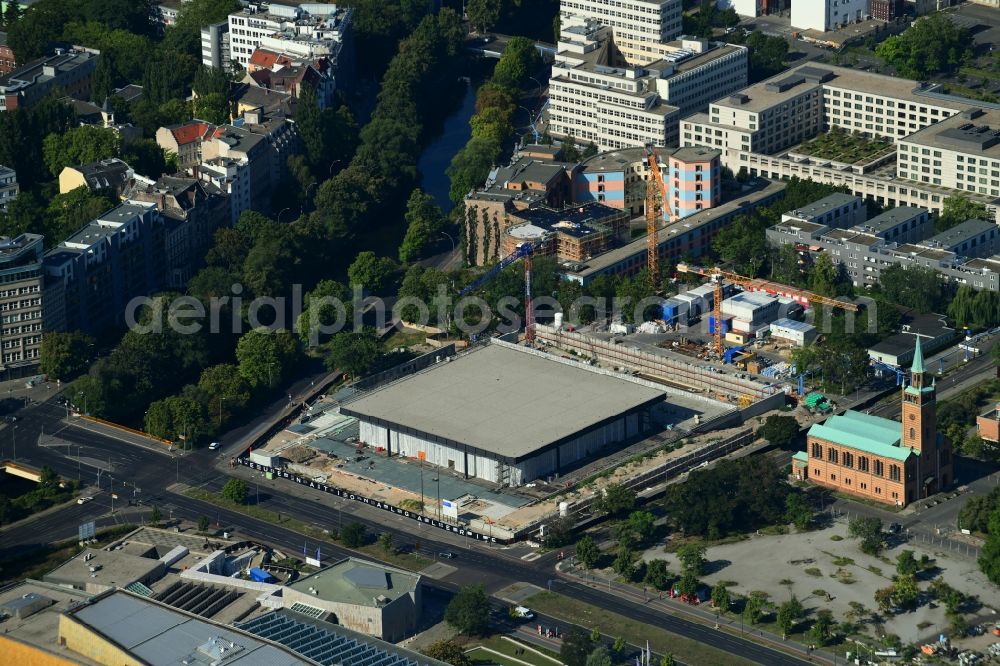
[384,328,431,349]
[471,635,561,666]
[466,647,529,666]
[524,591,757,666]
[795,129,892,164]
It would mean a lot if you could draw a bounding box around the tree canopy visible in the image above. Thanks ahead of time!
[445,584,491,636]
[875,13,973,79]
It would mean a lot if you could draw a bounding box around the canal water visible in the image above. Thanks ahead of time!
[417,78,477,212]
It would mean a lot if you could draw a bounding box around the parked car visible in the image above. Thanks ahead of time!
[77,496,94,505]
[438,551,456,559]
[209,442,220,451]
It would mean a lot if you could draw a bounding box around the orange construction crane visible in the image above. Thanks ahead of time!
[675,263,859,357]
[645,146,671,290]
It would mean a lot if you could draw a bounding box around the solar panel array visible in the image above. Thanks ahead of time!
[237,612,429,666]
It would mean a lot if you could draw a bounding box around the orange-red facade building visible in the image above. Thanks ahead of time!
[793,338,952,507]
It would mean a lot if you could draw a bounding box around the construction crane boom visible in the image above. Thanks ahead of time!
[645,146,671,290]
[675,263,859,357]
[460,243,536,342]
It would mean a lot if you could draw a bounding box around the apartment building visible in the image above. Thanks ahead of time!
[224,1,353,78]
[0,165,16,211]
[200,21,231,70]
[781,193,866,229]
[898,108,1000,199]
[792,0,869,32]
[122,176,229,287]
[197,156,251,223]
[0,32,17,75]
[574,147,648,215]
[0,46,98,111]
[667,145,721,220]
[245,48,335,107]
[43,202,165,336]
[560,0,683,66]
[0,234,43,373]
[767,200,1000,291]
[869,0,906,21]
[58,158,133,197]
[549,21,747,151]
[155,120,216,171]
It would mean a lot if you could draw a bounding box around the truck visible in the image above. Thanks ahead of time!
[511,606,535,619]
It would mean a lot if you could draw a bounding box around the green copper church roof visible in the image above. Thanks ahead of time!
[912,336,924,374]
[807,410,916,462]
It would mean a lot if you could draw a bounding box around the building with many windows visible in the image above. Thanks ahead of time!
[0,164,16,211]
[667,146,721,220]
[42,202,166,336]
[548,21,747,152]
[223,1,353,83]
[200,21,231,70]
[0,46,98,112]
[0,233,43,374]
[559,0,683,66]
[792,0,869,32]
[680,64,1000,220]
[793,339,952,507]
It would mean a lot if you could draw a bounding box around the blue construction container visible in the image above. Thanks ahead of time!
[708,315,732,335]
[249,567,276,583]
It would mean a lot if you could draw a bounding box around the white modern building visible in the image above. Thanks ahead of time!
[717,0,767,16]
[197,156,251,224]
[769,318,817,346]
[548,20,747,151]
[200,21,231,70]
[680,63,1000,220]
[792,0,869,32]
[560,0,683,66]
[224,1,353,69]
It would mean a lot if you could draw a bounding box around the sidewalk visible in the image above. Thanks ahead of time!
[555,561,836,666]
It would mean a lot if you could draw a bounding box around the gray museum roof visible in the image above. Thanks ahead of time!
[341,343,664,460]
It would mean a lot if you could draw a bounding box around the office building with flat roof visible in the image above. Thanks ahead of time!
[341,342,665,486]
[0,233,43,373]
[781,193,866,229]
[560,0,683,66]
[548,21,747,151]
[792,0,869,32]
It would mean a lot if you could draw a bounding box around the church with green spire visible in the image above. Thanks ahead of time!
[792,337,952,508]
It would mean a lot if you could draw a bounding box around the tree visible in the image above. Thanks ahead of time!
[576,535,601,569]
[560,627,594,666]
[809,609,835,646]
[493,36,541,90]
[42,125,121,176]
[712,211,770,277]
[784,493,813,531]
[758,415,800,446]
[612,545,637,580]
[466,0,501,33]
[193,92,230,125]
[399,189,445,263]
[447,136,501,205]
[877,264,944,312]
[45,186,118,242]
[445,584,491,636]
[341,522,367,548]
[896,550,919,577]
[711,583,730,610]
[776,595,803,636]
[848,516,884,555]
[644,559,671,590]
[892,573,919,610]
[543,516,576,548]
[743,591,769,624]
[424,640,472,666]
[660,655,675,666]
[676,543,707,576]
[150,505,162,525]
[348,251,398,295]
[874,585,895,614]
[677,569,699,597]
[595,483,635,516]
[809,253,840,297]
[626,510,656,545]
[875,14,973,79]
[938,194,990,233]
[39,331,94,380]
[235,329,301,388]
[198,515,210,532]
[378,531,395,554]
[325,330,383,379]
[586,647,613,666]
[221,478,247,504]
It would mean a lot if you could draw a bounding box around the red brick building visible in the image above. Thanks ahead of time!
[793,338,953,507]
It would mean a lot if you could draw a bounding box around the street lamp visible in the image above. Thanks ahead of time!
[300,181,319,217]
[438,231,456,253]
[276,207,291,224]
[328,159,343,176]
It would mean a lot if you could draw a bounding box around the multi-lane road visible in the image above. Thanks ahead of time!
[1,383,818,665]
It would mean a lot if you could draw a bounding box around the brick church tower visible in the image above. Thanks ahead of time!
[901,337,951,496]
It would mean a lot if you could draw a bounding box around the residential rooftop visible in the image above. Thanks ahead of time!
[340,343,665,460]
[286,558,419,608]
[784,192,859,220]
[671,145,720,163]
[854,206,926,235]
[922,218,996,250]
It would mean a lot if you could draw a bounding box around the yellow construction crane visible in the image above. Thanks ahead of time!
[675,263,859,357]
[645,147,671,290]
